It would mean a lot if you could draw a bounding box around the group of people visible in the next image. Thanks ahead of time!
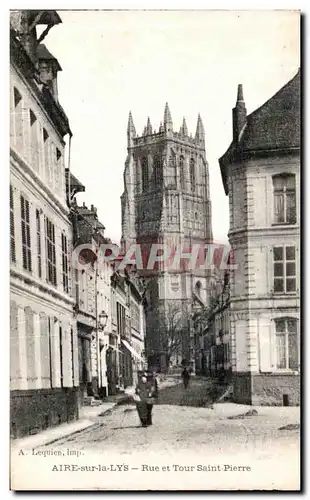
[134,366,192,427]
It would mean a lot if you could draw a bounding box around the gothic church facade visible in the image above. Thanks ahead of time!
[121,104,213,369]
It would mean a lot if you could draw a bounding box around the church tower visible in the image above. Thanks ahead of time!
[121,104,213,369]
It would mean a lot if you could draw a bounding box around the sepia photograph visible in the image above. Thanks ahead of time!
[9,7,300,491]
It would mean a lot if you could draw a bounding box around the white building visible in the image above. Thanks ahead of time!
[10,11,79,438]
[219,70,300,405]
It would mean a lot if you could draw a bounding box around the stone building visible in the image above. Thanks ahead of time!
[68,196,112,402]
[109,267,145,394]
[121,104,213,370]
[10,11,79,437]
[219,69,300,405]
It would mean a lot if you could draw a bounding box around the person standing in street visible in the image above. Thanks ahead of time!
[181,367,191,389]
[135,371,158,427]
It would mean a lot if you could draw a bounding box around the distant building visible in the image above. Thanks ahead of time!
[10,11,78,437]
[109,267,146,394]
[121,104,213,370]
[219,70,300,405]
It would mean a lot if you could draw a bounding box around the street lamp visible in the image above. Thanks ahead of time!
[98,309,108,331]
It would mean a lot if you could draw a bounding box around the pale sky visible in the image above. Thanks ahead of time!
[44,10,300,245]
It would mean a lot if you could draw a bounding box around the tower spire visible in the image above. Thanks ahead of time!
[195,114,205,145]
[146,116,153,135]
[182,117,188,136]
[163,102,173,132]
[127,111,136,147]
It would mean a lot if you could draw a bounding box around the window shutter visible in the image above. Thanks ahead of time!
[10,186,16,262]
[259,321,273,372]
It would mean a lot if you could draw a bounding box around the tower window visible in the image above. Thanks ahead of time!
[190,158,196,192]
[180,156,185,190]
[153,155,162,187]
[142,157,149,192]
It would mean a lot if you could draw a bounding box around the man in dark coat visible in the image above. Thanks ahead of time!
[135,371,158,427]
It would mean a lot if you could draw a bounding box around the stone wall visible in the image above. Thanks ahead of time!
[232,372,300,406]
[251,374,300,406]
[11,387,79,438]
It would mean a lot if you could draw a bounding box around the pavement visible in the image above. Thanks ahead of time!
[10,402,116,453]
[10,375,181,452]
[10,379,300,490]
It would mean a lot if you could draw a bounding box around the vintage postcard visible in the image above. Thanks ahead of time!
[9,8,300,491]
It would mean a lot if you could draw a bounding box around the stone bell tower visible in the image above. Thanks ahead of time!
[121,103,213,369]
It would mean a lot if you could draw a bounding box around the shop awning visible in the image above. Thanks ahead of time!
[121,339,144,362]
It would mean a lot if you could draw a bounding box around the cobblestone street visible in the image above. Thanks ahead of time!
[54,380,300,458]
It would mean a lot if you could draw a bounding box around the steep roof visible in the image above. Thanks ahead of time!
[219,69,300,194]
[241,69,300,151]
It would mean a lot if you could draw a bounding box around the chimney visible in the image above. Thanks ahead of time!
[232,84,247,143]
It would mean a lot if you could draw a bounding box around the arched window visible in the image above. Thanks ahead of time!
[153,155,162,187]
[168,155,177,188]
[179,156,185,190]
[190,158,195,192]
[273,174,296,224]
[275,317,298,370]
[141,157,149,192]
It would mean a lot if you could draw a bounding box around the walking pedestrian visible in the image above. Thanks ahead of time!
[181,367,190,389]
[135,371,158,427]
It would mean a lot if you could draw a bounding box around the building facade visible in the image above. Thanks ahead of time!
[219,70,300,405]
[121,104,213,370]
[10,11,79,438]
[109,269,146,393]
[69,198,112,402]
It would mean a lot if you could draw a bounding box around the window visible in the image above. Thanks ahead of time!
[45,217,57,286]
[61,233,69,293]
[21,195,32,272]
[273,174,296,224]
[141,157,149,192]
[36,209,42,278]
[168,155,176,188]
[275,318,298,370]
[10,186,16,263]
[153,155,162,187]
[179,156,185,190]
[273,246,296,293]
[190,158,196,192]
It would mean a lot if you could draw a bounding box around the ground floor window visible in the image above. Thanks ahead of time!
[275,317,298,370]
